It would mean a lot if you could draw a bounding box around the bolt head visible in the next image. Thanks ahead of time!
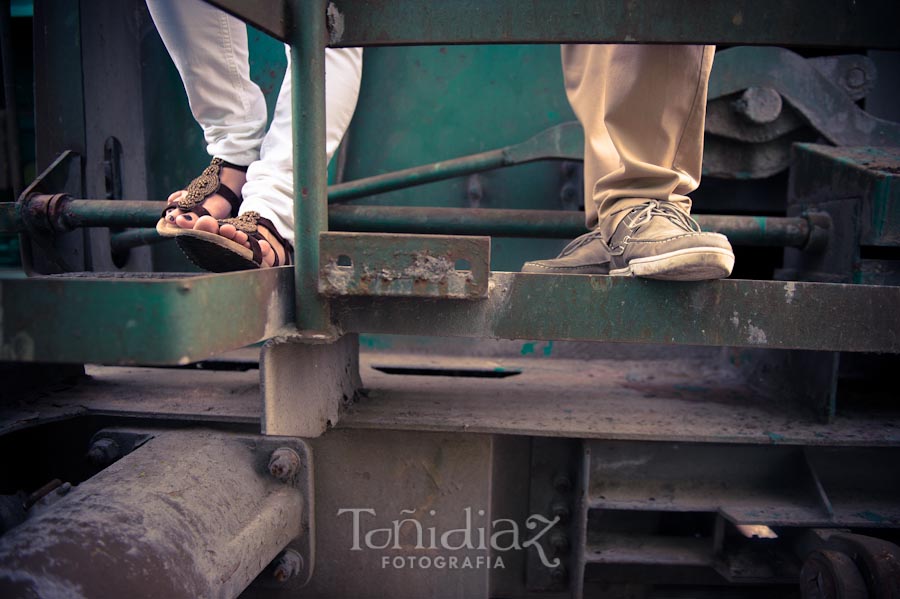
[87,438,120,466]
[273,549,303,583]
[268,447,301,482]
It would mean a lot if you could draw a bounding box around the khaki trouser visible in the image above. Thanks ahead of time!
[561,45,715,234]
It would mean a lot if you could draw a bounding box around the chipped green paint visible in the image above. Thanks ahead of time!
[542,341,554,357]
[520,342,536,356]
[359,335,393,350]
[765,431,785,443]
[856,510,888,524]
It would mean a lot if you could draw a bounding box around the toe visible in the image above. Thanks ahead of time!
[219,224,237,240]
[194,215,220,233]
[167,190,185,204]
[259,240,276,268]
[174,213,197,229]
[233,231,249,247]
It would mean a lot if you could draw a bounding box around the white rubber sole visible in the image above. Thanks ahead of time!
[609,247,735,281]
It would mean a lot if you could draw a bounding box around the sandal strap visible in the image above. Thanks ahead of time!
[173,157,244,217]
[218,211,294,267]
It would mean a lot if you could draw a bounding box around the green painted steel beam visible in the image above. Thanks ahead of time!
[209,0,900,50]
[0,269,294,365]
[2,270,898,364]
[291,0,331,333]
[790,144,900,246]
[331,273,900,354]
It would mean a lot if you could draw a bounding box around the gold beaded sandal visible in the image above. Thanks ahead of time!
[175,211,294,272]
[155,157,247,237]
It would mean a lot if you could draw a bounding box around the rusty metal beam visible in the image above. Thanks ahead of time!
[331,273,900,354]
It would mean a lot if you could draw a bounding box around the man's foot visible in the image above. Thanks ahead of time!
[605,200,734,280]
[521,230,611,274]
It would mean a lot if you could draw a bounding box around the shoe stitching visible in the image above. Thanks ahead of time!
[524,262,607,270]
[625,232,728,244]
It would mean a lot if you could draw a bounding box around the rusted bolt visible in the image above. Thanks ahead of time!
[87,438,120,466]
[732,86,782,124]
[268,447,301,482]
[549,501,571,523]
[272,549,303,583]
[549,530,570,555]
[552,473,572,493]
[845,66,867,89]
[551,564,568,585]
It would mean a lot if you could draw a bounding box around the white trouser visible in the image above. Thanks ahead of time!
[146,0,363,244]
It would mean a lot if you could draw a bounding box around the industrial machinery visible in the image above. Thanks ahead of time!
[0,1,899,597]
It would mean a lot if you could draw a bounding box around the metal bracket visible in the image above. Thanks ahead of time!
[17,151,81,274]
[319,232,491,299]
[260,334,362,437]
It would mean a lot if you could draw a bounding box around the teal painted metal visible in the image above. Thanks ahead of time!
[331,273,900,354]
[0,268,293,365]
[109,228,166,255]
[329,122,583,202]
[790,144,900,247]
[207,0,900,50]
[319,232,490,298]
[291,0,330,332]
[340,44,575,272]
[3,271,898,364]
[1,198,815,248]
[329,206,813,248]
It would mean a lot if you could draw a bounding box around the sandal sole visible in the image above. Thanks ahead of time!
[156,219,260,272]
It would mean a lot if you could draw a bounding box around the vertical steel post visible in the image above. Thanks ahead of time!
[290,0,330,331]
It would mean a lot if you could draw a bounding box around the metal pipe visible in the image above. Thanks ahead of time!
[109,227,165,254]
[0,431,304,598]
[291,0,330,332]
[329,149,506,201]
[6,197,814,248]
[329,205,811,247]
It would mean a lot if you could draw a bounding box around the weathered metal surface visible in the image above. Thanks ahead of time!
[260,429,495,599]
[7,351,900,446]
[329,122,583,202]
[319,232,491,298]
[260,334,361,437]
[790,144,900,247]
[204,0,290,42]
[29,2,86,274]
[2,198,818,248]
[332,273,900,353]
[0,268,294,365]
[710,47,900,148]
[0,429,310,598]
[215,0,900,49]
[526,439,579,592]
[291,0,331,333]
[109,227,166,254]
[584,440,900,527]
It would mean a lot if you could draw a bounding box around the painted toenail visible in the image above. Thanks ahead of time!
[184,215,193,221]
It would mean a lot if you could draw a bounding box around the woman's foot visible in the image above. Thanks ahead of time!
[162,161,248,229]
[192,214,287,268]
